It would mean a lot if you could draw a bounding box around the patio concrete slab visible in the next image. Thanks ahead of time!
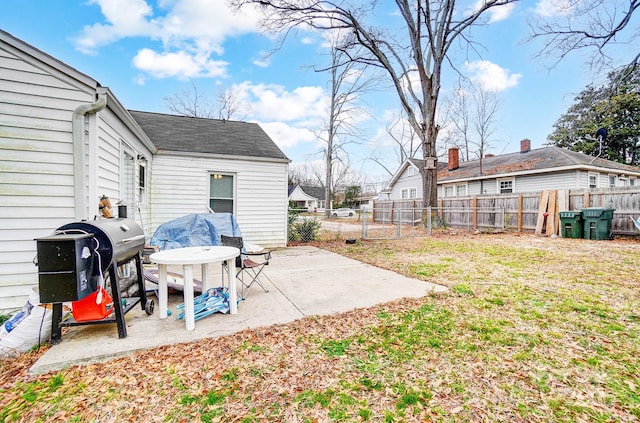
[29,246,447,375]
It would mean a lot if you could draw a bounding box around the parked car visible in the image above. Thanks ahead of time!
[332,208,356,218]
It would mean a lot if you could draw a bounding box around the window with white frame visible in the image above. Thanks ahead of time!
[498,178,514,194]
[608,174,616,187]
[588,173,598,188]
[443,183,467,197]
[209,173,234,213]
[407,166,416,177]
[137,159,146,204]
[401,187,417,199]
[631,178,636,186]
[444,185,454,197]
[122,149,136,209]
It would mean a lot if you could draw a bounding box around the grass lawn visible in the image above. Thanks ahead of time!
[1,233,639,422]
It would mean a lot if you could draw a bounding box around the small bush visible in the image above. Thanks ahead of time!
[291,218,321,242]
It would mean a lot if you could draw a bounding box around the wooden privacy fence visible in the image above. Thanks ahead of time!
[373,187,640,235]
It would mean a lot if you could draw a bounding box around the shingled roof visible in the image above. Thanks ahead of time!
[128,110,289,162]
[438,146,640,182]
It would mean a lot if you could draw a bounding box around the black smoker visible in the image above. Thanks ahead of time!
[36,218,154,341]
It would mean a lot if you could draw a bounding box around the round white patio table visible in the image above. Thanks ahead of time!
[150,245,240,330]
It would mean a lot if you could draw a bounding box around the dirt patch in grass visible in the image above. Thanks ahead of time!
[2,233,639,422]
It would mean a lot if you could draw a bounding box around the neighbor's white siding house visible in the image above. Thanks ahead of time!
[0,30,155,312]
[383,143,640,203]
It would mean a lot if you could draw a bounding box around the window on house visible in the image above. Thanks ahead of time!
[407,166,416,177]
[138,160,146,204]
[444,186,454,197]
[630,178,636,187]
[401,189,408,199]
[609,175,616,187]
[209,174,234,213]
[588,173,598,188]
[409,188,417,198]
[456,184,467,196]
[498,178,514,194]
[122,150,136,209]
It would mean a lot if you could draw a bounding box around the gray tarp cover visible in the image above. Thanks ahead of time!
[150,213,242,250]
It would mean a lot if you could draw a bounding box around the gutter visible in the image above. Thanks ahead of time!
[72,88,107,220]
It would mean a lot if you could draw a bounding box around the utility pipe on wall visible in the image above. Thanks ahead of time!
[72,89,107,220]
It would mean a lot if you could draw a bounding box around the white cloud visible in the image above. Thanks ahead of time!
[74,0,262,78]
[133,48,228,79]
[468,0,516,23]
[252,52,271,68]
[486,2,515,23]
[534,0,573,18]
[464,60,522,92]
[236,82,329,123]
[301,37,315,45]
[259,122,317,149]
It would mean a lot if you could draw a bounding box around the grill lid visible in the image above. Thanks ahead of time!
[56,218,145,270]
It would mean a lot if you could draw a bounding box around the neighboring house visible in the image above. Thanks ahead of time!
[353,193,378,211]
[130,111,290,247]
[0,30,289,312]
[382,139,640,200]
[288,185,325,211]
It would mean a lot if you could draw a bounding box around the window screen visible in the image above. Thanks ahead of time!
[210,174,234,213]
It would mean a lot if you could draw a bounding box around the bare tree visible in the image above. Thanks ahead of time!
[530,1,640,79]
[164,81,250,120]
[231,0,520,208]
[444,80,473,161]
[367,111,422,177]
[308,33,375,216]
[216,87,251,120]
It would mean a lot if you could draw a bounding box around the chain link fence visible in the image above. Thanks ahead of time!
[288,208,323,243]
[363,206,506,240]
[288,206,508,243]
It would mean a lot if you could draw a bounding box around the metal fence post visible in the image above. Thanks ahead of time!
[427,206,432,236]
[362,210,368,239]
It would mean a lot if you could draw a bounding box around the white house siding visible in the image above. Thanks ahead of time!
[514,171,580,192]
[93,111,153,234]
[389,167,422,200]
[150,153,288,248]
[0,44,97,311]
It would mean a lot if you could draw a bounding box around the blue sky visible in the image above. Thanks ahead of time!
[0,0,623,188]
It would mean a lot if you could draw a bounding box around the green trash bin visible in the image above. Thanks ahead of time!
[559,211,583,239]
[582,208,616,240]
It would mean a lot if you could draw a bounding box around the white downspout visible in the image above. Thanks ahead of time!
[72,90,107,220]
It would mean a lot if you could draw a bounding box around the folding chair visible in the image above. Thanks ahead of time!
[220,235,272,299]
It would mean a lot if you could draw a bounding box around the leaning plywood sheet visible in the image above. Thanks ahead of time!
[535,190,549,235]
[546,190,557,237]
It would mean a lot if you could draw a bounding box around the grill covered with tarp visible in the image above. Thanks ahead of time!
[149,213,242,251]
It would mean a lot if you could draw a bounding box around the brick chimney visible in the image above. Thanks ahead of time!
[485,153,494,158]
[448,147,459,171]
[520,139,531,153]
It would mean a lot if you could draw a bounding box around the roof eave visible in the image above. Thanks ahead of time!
[155,149,291,164]
[438,163,640,184]
[103,88,157,154]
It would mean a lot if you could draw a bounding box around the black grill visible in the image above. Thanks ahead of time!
[36,218,153,341]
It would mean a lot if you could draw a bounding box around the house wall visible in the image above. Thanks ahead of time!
[0,42,153,312]
[94,110,153,235]
[150,153,288,248]
[0,43,98,311]
[389,166,422,200]
[437,170,593,199]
